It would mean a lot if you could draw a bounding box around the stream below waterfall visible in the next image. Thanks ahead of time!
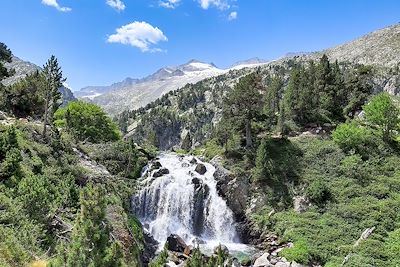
[132,153,255,258]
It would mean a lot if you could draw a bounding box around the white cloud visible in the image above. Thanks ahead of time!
[228,11,237,20]
[41,0,71,12]
[106,0,126,11]
[107,21,168,52]
[198,0,230,10]
[159,0,181,9]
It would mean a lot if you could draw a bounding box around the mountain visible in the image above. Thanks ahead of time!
[78,60,227,115]
[2,56,76,105]
[75,77,140,99]
[2,56,41,86]
[121,23,400,150]
[230,57,269,69]
[78,59,269,115]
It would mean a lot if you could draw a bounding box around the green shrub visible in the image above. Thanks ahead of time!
[279,239,310,264]
[332,122,372,154]
[306,178,332,206]
[54,101,121,143]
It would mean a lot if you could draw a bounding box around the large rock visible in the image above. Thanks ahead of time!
[150,161,162,171]
[195,163,207,175]
[166,234,188,253]
[153,168,170,178]
[253,252,272,267]
[293,196,310,213]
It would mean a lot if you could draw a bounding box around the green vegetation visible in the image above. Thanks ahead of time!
[363,92,400,141]
[0,44,147,266]
[54,101,121,143]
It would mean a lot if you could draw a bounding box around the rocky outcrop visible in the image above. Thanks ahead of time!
[211,156,249,222]
[293,196,311,213]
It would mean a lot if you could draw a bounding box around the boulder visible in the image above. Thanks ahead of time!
[293,196,310,213]
[151,161,162,170]
[192,177,202,186]
[166,234,188,253]
[190,157,198,164]
[195,163,207,175]
[153,168,170,178]
[253,252,272,267]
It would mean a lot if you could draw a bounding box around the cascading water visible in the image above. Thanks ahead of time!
[132,153,251,254]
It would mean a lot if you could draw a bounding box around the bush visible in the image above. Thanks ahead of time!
[306,178,332,206]
[54,101,121,143]
[279,239,310,264]
[332,122,372,154]
[363,92,400,141]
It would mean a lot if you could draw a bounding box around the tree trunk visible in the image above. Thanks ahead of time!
[245,118,252,148]
[43,95,49,137]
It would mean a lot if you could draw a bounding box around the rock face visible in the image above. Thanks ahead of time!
[166,234,188,253]
[194,163,207,175]
[211,156,249,221]
[142,232,159,265]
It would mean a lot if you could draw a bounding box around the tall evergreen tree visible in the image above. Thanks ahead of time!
[42,55,66,137]
[344,65,373,118]
[264,76,283,125]
[225,72,263,148]
[64,184,126,267]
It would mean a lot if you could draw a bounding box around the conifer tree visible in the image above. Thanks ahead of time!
[225,72,263,148]
[65,184,126,267]
[42,55,66,137]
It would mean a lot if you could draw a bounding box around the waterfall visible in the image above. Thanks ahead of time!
[132,153,244,251]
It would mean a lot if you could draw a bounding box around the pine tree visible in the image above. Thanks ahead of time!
[344,65,373,118]
[225,72,263,148]
[65,184,126,267]
[42,55,66,137]
[264,76,283,125]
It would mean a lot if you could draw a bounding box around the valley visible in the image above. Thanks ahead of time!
[0,7,400,267]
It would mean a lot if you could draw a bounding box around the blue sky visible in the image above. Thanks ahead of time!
[0,0,399,90]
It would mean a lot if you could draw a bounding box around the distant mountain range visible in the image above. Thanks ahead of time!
[76,59,269,115]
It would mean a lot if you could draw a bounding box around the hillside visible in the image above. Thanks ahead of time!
[119,23,400,150]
